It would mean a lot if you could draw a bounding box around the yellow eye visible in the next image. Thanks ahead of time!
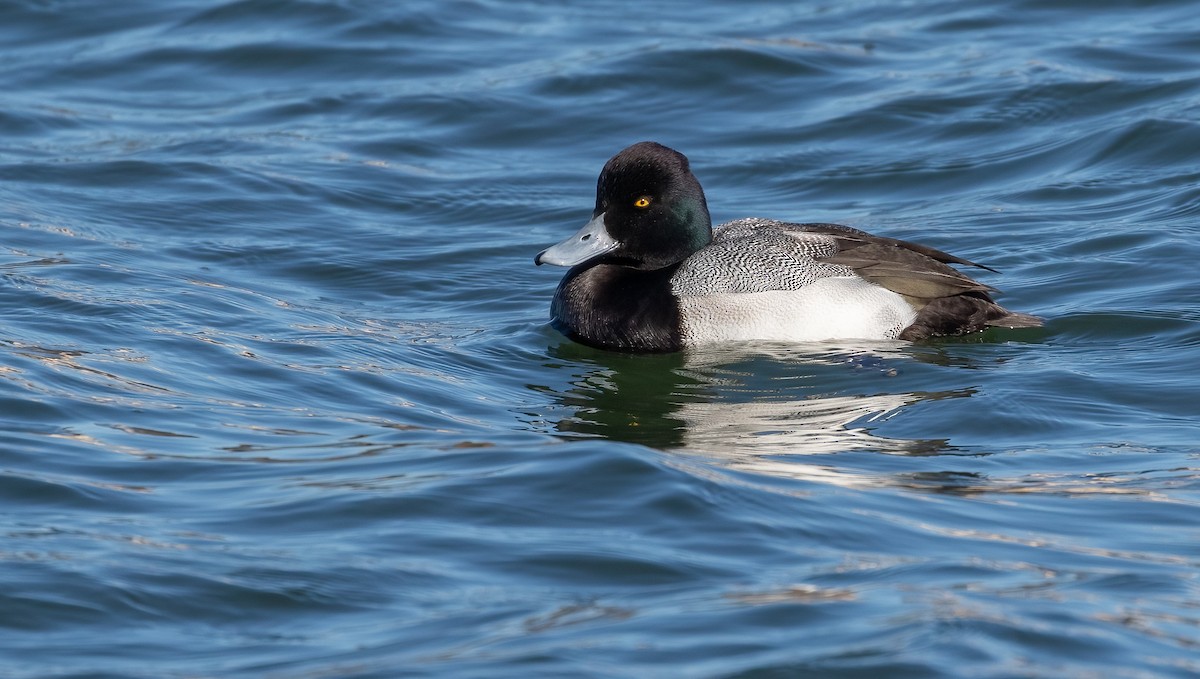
[633,196,652,209]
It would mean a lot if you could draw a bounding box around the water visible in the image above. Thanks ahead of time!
[2,1,1199,676]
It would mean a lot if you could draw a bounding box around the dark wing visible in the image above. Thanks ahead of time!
[792,222,997,304]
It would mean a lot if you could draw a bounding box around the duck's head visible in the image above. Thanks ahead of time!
[535,141,712,271]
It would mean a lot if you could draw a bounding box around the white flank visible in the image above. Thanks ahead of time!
[677,276,917,344]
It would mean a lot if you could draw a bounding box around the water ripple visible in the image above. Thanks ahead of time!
[3,0,1200,677]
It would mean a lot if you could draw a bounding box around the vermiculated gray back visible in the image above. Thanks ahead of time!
[670,218,853,296]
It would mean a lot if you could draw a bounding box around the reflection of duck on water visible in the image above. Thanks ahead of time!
[540,341,964,476]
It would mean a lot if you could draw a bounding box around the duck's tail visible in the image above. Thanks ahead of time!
[986,310,1043,330]
[900,293,1042,340]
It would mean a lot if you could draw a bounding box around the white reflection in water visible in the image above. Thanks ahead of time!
[671,390,922,488]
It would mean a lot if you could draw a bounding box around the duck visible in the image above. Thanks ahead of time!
[534,141,1041,353]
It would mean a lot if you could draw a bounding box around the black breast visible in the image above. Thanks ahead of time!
[549,263,683,352]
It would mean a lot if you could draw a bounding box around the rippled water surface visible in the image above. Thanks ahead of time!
[3,1,1199,677]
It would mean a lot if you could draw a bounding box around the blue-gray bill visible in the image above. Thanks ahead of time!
[534,212,617,266]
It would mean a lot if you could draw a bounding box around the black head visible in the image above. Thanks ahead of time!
[594,142,712,269]
[535,142,713,271]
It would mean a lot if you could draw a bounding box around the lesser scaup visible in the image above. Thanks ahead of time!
[535,141,1041,352]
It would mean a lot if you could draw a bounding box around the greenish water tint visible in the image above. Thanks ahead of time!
[2,1,1199,677]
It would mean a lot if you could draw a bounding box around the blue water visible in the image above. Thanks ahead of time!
[3,1,1199,677]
